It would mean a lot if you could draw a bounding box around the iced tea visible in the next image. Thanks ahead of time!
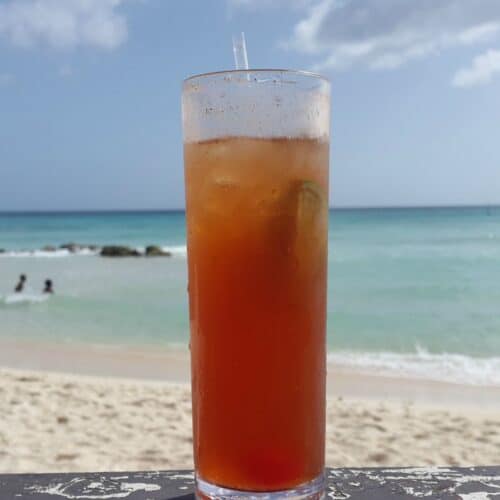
[185,136,329,492]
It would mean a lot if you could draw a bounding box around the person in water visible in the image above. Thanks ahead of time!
[43,279,54,294]
[14,274,27,293]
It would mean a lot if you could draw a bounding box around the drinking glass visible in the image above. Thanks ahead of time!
[182,69,330,499]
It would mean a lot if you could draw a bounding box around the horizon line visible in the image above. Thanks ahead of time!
[0,204,500,214]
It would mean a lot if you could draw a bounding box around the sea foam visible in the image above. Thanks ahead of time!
[161,245,187,257]
[0,248,97,258]
[328,347,500,387]
[2,293,49,305]
[0,246,187,258]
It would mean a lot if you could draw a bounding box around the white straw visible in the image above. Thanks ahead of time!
[232,32,249,70]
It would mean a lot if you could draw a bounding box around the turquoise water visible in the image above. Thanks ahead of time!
[0,211,186,251]
[1,208,500,385]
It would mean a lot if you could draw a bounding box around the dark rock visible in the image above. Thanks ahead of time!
[0,249,5,254]
[62,243,100,252]
[60,242,80,253]
[42,245,57,252]
[100,245,141,257]
[145,245,172,257]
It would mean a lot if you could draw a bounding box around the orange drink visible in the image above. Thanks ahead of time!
[182,70,330,499]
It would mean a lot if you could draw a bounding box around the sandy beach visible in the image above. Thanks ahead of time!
[1,340,499,473]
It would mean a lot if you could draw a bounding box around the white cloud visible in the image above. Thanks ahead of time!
[284,0,500,70]
[0,73,14,86]
[452,49,500,88]
[0,0,128,50]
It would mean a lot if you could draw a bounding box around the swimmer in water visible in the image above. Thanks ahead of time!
[43,279,54,294]
[14,274,27,293]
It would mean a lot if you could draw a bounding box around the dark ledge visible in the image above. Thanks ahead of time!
[0,467,499,499]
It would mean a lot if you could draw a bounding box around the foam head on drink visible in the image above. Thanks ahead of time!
[184,133,329,492]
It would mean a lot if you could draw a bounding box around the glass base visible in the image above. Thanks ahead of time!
[196,472,326,499]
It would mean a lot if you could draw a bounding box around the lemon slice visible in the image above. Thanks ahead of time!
[293,180,328,270]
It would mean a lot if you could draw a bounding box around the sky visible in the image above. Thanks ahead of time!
[1,0,500,210]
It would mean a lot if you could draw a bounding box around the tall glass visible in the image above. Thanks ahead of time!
[182,70,330,499]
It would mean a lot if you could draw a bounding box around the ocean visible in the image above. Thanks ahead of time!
[1,208,500,386]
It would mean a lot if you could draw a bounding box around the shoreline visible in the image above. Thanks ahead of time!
[1,338,500,411]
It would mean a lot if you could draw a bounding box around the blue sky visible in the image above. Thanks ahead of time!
[1,0,500,210]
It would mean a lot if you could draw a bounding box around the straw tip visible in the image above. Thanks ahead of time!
[232,32,249,70]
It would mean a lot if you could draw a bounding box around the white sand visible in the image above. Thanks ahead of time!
[1,367,500,474]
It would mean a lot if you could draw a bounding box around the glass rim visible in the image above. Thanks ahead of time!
[183,68,330,84]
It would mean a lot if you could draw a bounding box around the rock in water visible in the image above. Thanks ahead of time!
[145,245,172,257]
[60,242,80,253]
[100,246,141,257]
[42,245,57,252]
